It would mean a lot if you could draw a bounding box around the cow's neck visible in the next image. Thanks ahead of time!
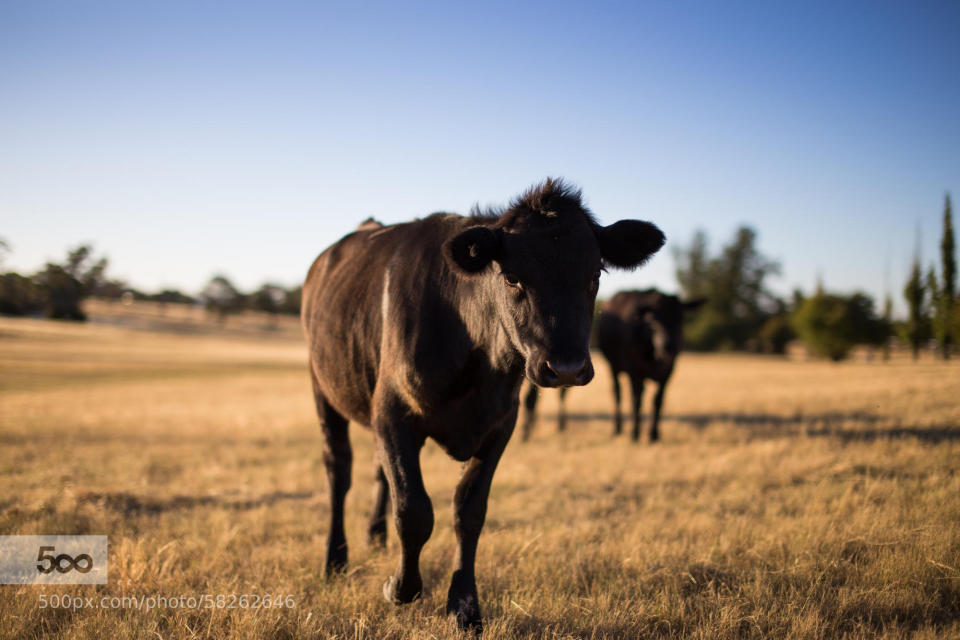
[453,276,522,376]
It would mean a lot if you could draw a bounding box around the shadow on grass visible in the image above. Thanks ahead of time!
[668,410,883,430]
[76,489,315,516]
[804,424,960,444]
[554,409,883,427]
[551,410,960,444]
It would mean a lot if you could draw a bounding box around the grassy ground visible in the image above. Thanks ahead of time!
[1,316,959,639]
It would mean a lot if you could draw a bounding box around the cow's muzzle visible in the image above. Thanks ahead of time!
[528,356,594,387]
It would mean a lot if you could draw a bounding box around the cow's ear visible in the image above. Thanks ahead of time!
[682,298,707,312]
[443,226,502,274]
[596,220,665,269]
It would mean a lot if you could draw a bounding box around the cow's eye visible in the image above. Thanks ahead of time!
[502,273,521,288]
[591,270,601,289]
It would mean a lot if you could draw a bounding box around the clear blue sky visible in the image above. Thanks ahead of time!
[2,1,958,314]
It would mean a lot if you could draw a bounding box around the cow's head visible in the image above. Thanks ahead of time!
[443,178,665,387]
[625,292,706,362]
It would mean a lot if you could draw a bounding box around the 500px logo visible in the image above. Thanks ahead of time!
[38,594,95,610]
[1,536,107,584]
[36,546,94,574]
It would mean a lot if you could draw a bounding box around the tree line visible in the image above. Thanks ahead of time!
[0,242,302,323]
[673,193,957,360]
[2,193,956,360]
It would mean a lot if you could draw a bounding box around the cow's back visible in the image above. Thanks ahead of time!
[301,215,470,427]
[302,226,392,425]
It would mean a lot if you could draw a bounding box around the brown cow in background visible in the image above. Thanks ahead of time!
[598,289,704,441]
[521,289,703,443]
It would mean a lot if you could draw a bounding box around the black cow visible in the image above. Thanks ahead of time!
[301,179,664,631]
[597,289,703,442]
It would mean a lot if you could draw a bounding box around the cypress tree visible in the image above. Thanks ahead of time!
[882,295,892,361]
[903,255,926,361]
[938,194,956,358]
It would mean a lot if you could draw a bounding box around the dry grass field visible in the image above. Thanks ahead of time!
[1,315,959,639]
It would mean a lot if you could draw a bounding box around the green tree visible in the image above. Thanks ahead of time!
[202,275,243,325]
[934,194,956,358]
[792,290,887,361]
[881,295,893,361]
[757,313,794,354]
[0,243,109,320]
[35,264,87,320]
[249,284,286,315]
[0,239,45,316]
[927,267,939,313]
[64,245,109,296]
[0,272,45,316]
[33,244,110,321]
[280,285,302,315]
[0,237,9,270]
[902,255,930,360]
[149,289,196,305]
[674,230,710,300]
[675,226,782,350]
[249,283,288,328]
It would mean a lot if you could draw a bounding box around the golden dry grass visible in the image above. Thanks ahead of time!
[1,316,959,639]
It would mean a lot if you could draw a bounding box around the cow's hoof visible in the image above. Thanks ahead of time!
[383,575,422,604]
[446,571,482,633]
[447,597,482,634]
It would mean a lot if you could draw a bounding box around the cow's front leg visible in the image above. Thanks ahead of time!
[520,384,539,442]
[610,364,623,436]
[557,386,568,433]
[375,416,432,604]
[447,417,515,632]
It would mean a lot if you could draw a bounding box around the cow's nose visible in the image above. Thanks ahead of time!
[542,359,591,387]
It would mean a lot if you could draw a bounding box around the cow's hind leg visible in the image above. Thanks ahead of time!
[629,374,645,442]
[376,410,433,605]
[312,379,352,576]
[650,381,667,443]
[447,417,515,633]
[367,463,389,548]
